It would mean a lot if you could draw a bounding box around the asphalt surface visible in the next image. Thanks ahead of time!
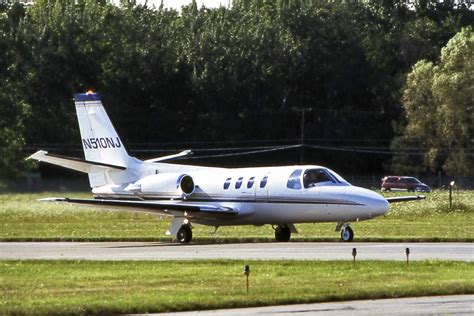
[150,295,474,316]
[1,242,473,261]
[2,242,472,315]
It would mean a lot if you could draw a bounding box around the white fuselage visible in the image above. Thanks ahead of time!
[92,162,390,226]
[29,92,413,242]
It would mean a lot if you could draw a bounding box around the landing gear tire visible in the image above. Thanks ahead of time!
[177,225,193,244]
[340,226,354,242]
[275,224,291,242]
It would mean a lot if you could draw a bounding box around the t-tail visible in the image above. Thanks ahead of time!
[27,92,141,187]
[75,92,131,168]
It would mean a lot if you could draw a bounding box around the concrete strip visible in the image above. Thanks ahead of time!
[148,295,474,316]
[0,242,473,261]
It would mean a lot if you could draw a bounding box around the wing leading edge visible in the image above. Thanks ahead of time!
[385,195,426,203]
[39,197,238,217]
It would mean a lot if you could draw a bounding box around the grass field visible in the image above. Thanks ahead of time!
[1,260,473,315]
[1,190,473,241]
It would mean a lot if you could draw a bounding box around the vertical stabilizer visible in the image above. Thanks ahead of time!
[74,92,131,167]
[74,92,137,187]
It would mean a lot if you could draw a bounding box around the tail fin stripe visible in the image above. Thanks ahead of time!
[74,92,101,102]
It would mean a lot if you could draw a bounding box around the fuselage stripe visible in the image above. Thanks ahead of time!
[93,194,365,206]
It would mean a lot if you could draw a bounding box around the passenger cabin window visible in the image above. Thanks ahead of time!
[223,178,232,190]
[303,169,337,188]
[287,169,302,190]
[247,177,255,188]
[260,176,268,188]
[235,177,244,189]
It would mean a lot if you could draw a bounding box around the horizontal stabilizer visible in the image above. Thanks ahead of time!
[39,197,238,217]
[27,151,126,174]
[145,150,193,163]
[386,195,426,204]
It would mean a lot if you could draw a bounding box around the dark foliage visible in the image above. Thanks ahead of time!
[0,0,472,179]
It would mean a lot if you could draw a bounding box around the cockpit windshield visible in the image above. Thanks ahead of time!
[326,168,349,184]
[302,168,349,188]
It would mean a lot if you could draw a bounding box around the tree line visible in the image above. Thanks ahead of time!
[0,0,472,180]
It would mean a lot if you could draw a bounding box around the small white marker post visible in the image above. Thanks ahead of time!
[449,181,455,209]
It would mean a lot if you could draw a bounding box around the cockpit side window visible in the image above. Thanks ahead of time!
[303,169,336,188]
[287,169,302,190]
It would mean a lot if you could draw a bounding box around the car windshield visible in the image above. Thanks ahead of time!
[405,178,421,184]
[303,168,349,188]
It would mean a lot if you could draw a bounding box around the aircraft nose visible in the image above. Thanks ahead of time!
[374,195,390,215]
[357,187,389,216]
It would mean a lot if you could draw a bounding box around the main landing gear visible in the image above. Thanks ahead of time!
[274,224,291,242]
[176,224,193,244]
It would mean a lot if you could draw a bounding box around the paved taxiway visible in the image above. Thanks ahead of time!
[153,295,474,316]
[0,242,472,261]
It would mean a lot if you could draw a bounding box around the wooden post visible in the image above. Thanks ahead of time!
[352,248,357,266]
[405,248,410,266]
[244,265,250,293]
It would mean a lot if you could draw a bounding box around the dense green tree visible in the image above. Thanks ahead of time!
[0,86,31,180]
[0,0,473,179]
[394,27,473,176]
[0,2,31,179]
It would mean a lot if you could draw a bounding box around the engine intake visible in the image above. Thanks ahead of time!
[177,174,195,196]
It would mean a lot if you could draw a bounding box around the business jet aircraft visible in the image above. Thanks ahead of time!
[28,92,425,243]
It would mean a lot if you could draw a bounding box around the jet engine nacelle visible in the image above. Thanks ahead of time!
[129,173,195,198]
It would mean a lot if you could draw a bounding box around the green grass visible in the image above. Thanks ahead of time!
[1,190,473,241]
[1,260,473,315]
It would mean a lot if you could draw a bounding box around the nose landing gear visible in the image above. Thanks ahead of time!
[336,222,354,242]
[340,226,354,242]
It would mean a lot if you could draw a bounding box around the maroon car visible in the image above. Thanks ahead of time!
[381,176,431,192]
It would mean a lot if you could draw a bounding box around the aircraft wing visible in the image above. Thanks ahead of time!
[385,195,426,203]
[39,197,238,217]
